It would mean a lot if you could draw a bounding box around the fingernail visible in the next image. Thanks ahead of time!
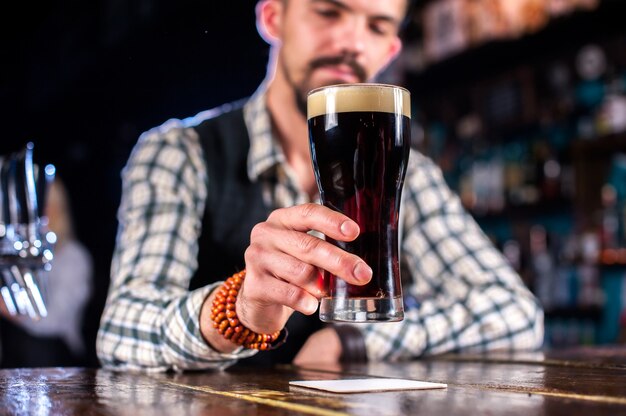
[353,262,372,283]
[305,297,319,314]
[340,220,359,237]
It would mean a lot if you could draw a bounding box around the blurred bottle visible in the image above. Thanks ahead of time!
[503,239,522,272]
[596,71,626,135]
[600,184,620,254]
[578,232,604,309]
[531,225,555,311]
[532,139,562,202]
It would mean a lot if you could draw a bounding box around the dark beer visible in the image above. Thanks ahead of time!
[307,84,410,322]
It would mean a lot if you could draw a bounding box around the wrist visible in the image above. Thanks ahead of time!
[199,287,240,353]
[209,270,286,351]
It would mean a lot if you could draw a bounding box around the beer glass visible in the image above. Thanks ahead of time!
[307,83,411,322]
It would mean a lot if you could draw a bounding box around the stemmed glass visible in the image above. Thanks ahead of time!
[0,143,56,319]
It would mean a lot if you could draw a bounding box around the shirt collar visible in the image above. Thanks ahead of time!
[243,84,286,181]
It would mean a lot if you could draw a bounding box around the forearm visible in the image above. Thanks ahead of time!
[96,282,252,371]
[199,287,242,354]
[96,124,233,371]
[375,151,544,361]
[361,273,544,361]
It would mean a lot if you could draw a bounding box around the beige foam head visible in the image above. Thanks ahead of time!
[307,83,411,120]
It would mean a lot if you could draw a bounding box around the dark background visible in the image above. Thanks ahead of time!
[1,0,269,365]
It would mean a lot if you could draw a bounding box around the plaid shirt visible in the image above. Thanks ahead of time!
[97,86,543,371]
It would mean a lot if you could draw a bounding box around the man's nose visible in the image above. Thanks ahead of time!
[335,16,367,56]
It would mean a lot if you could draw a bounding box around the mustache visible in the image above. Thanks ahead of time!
[308,55,367,83]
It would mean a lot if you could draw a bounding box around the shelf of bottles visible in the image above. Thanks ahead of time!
[403,0,626,348]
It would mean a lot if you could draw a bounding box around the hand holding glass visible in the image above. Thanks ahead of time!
[307,84,411,322]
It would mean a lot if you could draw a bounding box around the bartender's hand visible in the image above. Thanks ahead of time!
[239,203,372,334]
[200,203,372,352]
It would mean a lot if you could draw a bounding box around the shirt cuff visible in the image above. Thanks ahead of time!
[185,283,257,363]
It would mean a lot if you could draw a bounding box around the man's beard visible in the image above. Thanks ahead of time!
[284,54,368,117]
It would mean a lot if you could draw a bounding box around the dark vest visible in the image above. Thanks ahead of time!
[190,103,322,367]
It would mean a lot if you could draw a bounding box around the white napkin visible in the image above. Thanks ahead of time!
[289,378,447,393]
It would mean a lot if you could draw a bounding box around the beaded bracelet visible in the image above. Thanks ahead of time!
[210,270,286,350]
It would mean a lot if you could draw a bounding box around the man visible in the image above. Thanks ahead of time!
[97,0,543,372]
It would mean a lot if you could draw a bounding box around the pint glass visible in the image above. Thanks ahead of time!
[307,83,411,322]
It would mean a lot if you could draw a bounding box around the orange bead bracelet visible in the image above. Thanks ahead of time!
[210,270,286,350]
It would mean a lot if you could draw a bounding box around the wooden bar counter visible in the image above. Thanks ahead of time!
[1,348,626,415]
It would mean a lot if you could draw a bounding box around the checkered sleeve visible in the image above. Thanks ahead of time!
[360,151,544,361]
[96,120,255,372]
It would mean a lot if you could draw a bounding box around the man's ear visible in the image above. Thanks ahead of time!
[387,36,403,64]
[256,0,284,45]
[374,37,403,79]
